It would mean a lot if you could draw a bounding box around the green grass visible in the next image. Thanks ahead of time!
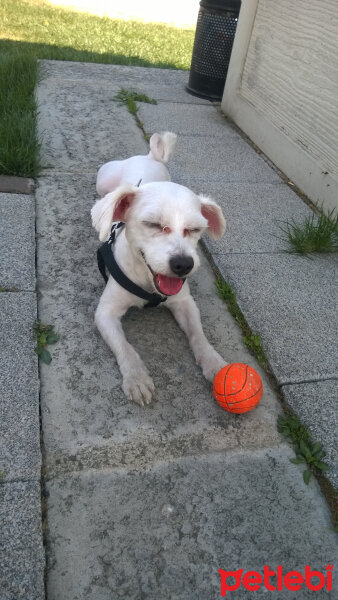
[279,209,338,255]
[0,0,194,176]
[0,51,41,176]
[0,0,194,69]
[216,276,268,368]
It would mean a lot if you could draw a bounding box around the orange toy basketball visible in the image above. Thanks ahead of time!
[213,363,263,413]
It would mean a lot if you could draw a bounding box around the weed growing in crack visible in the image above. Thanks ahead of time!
[33,319,59,365]
[216,276,268,368]
[114,88,157,116]
[277,414,329,484]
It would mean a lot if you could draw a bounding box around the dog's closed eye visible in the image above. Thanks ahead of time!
[143,221,172,234]
[184,228,202,236]
[143,221,202,236]
[143,221,162,230]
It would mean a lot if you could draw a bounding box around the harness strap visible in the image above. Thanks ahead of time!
[97,222,167,308]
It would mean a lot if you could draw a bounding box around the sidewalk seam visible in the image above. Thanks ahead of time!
[281,376,338,387]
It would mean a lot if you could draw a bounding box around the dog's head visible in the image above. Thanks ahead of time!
[91,182,226,296]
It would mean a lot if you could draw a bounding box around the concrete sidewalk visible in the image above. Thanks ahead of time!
[1,60,337,599]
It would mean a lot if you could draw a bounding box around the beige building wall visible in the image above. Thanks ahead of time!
[222,0,338,212]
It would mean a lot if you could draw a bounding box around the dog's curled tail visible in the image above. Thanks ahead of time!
[148,131,177,164]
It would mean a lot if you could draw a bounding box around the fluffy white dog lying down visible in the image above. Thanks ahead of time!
[92,132,227,406]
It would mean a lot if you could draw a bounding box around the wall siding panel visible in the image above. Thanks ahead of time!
[240,0,338,175]
[222,0,338,210]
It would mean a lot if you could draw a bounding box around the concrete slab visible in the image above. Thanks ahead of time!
[36,173,99,296]
[0,194,36,290]
[36,79,147,172]
[190,181,312,254]
[39,61,209,106]
[36,173,281,477]
[0,480,45,600]
[135,85,211,105]
[40,61,203,105]
[37,242,281,478]
[210,252,338,384]
[139,100,239,137]
[282,380,338,489]
[169,134,281,184]
[45,449,337,600]
[40,60,183,82]
[0,293,41,482]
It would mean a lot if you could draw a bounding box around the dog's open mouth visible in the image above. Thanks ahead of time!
[154,273,184,296]
[140,251,184,296]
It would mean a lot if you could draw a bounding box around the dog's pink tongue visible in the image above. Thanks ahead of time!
[156,274,183,295]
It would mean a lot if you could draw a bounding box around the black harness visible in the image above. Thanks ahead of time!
[97,222,168,308]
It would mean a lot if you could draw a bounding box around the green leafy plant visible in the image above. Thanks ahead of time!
[277,414,329,484]
[33,320,59,365]
[278,209,338,255]
[243,333,264,358]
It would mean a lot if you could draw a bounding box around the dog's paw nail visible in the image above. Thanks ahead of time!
[123,373,155,406]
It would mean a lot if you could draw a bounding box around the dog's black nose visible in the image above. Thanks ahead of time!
[170,255,194,277]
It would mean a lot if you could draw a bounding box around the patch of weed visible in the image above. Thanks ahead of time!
[216,276,268,368]
[277,414,329,484]
[33,319,59,365]
[114,88,157,138]
[114,89,157,116]
[279,208,338,255]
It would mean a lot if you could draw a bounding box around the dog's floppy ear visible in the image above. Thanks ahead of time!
[91,184,138,242]
[199,195,226,239]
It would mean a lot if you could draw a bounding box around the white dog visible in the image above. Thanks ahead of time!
[92,132,227,406]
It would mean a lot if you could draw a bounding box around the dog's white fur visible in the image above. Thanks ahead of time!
[92,132,227,406]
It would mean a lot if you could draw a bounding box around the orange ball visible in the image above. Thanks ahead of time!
[213,363,263,413]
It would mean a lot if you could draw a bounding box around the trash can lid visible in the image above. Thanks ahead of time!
[200,0,241,11]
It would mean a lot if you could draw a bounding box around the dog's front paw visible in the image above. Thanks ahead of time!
[123,370,155,407]
[199,349,228,382]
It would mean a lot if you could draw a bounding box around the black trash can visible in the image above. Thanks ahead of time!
[187,0,241,100]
